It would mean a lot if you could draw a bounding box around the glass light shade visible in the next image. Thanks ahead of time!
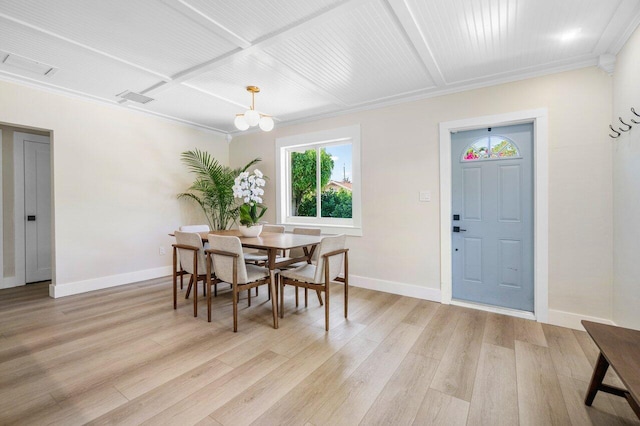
[244,109,260,126]
[234,115,249,130]
[259,116,274,131]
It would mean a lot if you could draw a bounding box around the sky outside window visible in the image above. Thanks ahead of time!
[326,144,352,182]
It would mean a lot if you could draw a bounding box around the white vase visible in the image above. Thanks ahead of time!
[238,224,263,237]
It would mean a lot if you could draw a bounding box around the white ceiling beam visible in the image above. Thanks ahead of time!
[384,0,446,87]
[140,0,371,101]
[159,0,252,49]
[593,0,640,55]
[181,82,247,109]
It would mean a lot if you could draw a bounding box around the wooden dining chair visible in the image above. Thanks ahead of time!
[206,235,278,332]
[175,224,210,290]
[288,227,321,262]
[242,224,285,303]
[243,224,285,265]
[279,234,348,331]
[281,227,322,307]
[179,224,210,232]
[172,230,211,317]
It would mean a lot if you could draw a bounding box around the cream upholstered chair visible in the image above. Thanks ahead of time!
[279,234,348,331]
[282,227,322,306]
[242,224,285,301]
[288,227,321,261]
[206,235,278,332]
[176,224,210,289]
[243,224,285,265]
[179,224,210,232]
[172,231,211,317]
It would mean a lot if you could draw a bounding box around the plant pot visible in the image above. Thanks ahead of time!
[238,224,263,237]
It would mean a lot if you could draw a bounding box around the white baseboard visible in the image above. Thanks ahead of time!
[0,276,20,289]
[547,309,615,331]
[451,299,536,321]
[50,266,173,298]
[46,268,614,332]
[348,274,441,302]
[347,275,614,331]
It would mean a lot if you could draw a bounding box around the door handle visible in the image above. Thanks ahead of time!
[27,215,36,221]
[452,226,466,233]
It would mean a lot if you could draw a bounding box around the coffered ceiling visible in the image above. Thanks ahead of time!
[1,0,639,134]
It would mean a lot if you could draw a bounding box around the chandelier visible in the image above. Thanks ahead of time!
[234,86,274,132]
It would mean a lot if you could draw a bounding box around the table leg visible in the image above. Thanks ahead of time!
[268,248,278,329]
[270,269,278,329]
[585,352,609,406]
[626,394,640,419]
[172,247,177,309]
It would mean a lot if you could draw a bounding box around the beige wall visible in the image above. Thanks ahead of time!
[612,26,640,329]
[231,66,614,321]
[0,80,227,294]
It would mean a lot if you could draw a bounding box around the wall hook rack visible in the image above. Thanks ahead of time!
[609,125,621,138]
[631,107,640,124]
[619,117,632,132]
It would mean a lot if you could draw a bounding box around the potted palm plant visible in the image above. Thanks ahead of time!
[178,149,261,230]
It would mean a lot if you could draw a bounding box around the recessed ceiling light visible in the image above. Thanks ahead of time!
[560,28,582,42]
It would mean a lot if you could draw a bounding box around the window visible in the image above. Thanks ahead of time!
[276,125,361,236]
[461,135,520,162]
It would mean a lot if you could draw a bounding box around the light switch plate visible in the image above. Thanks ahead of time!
[419,190,431,202]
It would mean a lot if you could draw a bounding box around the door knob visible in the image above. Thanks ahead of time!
[452,226,466,233]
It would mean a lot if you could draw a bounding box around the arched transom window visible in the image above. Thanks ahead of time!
[461,135,521,162]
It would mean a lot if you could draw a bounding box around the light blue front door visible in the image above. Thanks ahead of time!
[451,123,534,312]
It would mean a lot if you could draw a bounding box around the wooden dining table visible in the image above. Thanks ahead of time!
[196,230,323,327]
[198,230,322,265]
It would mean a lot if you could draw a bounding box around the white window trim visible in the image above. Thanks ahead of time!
[276,125,362,236]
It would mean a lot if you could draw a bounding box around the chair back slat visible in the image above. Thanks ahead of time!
[313,234,346,283]
[209,235,248,284]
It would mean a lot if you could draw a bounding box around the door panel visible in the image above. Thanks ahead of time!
[451,124,533,312]
[463,167,482,220]
[463,238,482,282]
[25,140,51,283]
[498,165,521,221]
[499,239,522,287]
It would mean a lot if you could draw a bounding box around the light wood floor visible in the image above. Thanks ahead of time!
[0,278,638,426]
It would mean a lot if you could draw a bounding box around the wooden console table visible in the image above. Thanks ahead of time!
[582,320,640,419]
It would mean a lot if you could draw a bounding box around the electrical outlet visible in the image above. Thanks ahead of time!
[419,190,431,202]
[159,246,166,256]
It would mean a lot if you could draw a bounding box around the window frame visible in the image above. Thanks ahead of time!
[276,125,362,236]
[460,135,522,162]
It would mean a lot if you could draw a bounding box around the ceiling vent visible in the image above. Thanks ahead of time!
[1,52,58,76]
[116,90,155,104]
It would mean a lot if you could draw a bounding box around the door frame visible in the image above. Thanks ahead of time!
[0,130,3,287]
[13,131,51,287]
[439,109,549,322]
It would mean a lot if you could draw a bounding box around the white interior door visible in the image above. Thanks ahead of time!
[24,139,51,283]
[451,123,534,312]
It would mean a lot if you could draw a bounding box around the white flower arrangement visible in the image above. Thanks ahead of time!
[233,169,266,204]
[233,169,267,226]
